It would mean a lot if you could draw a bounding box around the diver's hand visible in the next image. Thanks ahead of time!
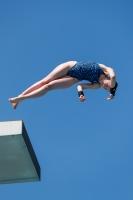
[79,95,86,102]
[107,94,114,100]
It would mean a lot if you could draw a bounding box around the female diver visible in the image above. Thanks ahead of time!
[8,61,118,109]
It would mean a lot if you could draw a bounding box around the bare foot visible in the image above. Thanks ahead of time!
[8,97,23,104]
[12,103,19,109]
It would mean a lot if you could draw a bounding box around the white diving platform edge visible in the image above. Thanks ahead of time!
[0,120,41,184]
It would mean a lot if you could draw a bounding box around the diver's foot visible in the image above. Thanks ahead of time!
[12,103,19,109]
[8,97,23,104]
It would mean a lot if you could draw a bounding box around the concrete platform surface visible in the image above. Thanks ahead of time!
[0,120,41,184]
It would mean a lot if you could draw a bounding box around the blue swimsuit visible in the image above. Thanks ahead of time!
[66,61,104,83]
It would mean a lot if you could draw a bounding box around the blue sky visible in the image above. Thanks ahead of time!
[0,0,133,199]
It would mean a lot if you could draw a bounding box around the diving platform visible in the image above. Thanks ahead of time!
[0,120,41,184]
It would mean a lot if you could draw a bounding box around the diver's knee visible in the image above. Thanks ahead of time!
[41,77,53,85]
[43,83,51,91]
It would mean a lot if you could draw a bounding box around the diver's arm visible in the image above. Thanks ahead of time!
[77,83,101,90]
[99,64,116,88]
[77,83,101,102]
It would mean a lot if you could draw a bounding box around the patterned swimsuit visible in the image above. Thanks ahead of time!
[66,61,104,83]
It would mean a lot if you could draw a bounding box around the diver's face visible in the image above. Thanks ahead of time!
[100,79,111,91]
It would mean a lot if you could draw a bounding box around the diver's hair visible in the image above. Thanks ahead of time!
[103,74,118,86]
[105,74,110,80]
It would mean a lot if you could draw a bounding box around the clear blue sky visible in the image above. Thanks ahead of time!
[0,0,133,199]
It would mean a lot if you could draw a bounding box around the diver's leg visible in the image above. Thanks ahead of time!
[10,61,77,108]
[19,61,76,96]
[9,76,79,106]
